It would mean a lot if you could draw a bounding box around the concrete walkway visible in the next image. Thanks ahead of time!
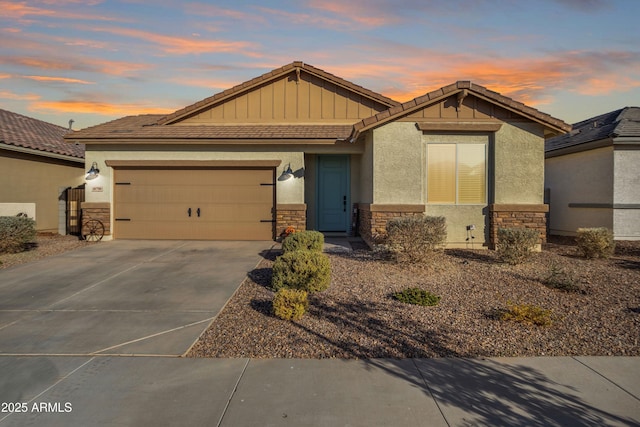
[0,356,638,426]
[1,239,639,426]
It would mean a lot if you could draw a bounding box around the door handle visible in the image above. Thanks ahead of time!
[343,195,347,212]
[197,208,201,217]
[188,208,192,217]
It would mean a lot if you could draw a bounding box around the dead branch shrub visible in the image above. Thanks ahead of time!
[496,227,539,265]
[386,216,446,263]
[0,216,36,254]
[576,227,615,259]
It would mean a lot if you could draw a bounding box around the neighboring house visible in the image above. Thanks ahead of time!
[0,109,85,233]
[65,61,570,247]
[545,107,640,240]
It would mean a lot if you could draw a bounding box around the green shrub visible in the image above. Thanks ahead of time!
[386,216,447,263]
[393,287,441,306]
[272,250,331,293]
[496,227,539,265]
[272,288,308,321]
[0,216,36,254]
[576,227,615,259]
[281,230,324,253]
[544,264,581,293]
[500,303,552,326]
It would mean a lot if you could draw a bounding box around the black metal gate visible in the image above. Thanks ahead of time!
[66,185,84,235]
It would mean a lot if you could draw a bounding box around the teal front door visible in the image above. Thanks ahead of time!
[317,155,349,232]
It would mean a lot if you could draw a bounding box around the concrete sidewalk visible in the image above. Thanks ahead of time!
[1,356,638,426]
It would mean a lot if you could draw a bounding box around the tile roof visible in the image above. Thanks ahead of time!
[66,114,353,141]
[545,107,640,153]
[346,81,571,141]
[0,108,84,159]
[157,61,400,125]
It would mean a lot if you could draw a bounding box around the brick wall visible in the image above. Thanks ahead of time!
[489,204,548,249]
[276,204,306,241]
[357,204,425,247]
[81,202,111,237]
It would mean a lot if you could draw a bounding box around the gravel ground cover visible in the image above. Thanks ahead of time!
[189,238,640,359]
[0,234,91,269]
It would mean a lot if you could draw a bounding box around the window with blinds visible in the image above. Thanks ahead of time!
[427,143,486,204]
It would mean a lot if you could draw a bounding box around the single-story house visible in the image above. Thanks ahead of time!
[0,109,85,233]
[66,61,570,247]
[545,107,640,240]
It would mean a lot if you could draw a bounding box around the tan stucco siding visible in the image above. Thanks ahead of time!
[545,146,614,236]
[494,122,546,204]
[358,132,374,204]
[0,152,84,232]
[613,148,640,239]
[371,122,423,204]
[425,205,487,246]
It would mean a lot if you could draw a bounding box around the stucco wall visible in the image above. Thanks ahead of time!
[425,205,487,246]
[0,152,84,232]
[545,146,614,236]
[613,147,640,239]
[358,131,374,204]
[371,122,424,204]
[494,121,545,204]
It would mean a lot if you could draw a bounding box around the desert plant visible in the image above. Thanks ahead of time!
[496,227,539,265]
[544,264,581,293]
[393,287,441,306]
[272,250,331,293]
[272,288,308,321]
[386,216,447,263]
[281,230,324,253]
[500,302,552,326]
[0,216,36,254]
[576,227,615,259]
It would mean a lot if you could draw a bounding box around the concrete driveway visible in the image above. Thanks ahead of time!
[0,240,273,356]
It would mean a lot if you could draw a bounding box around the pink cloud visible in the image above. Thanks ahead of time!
[0,91,40,101]
[24,75,95,84]
[0,0,125,23]
[86,26,259,56]
[31,99,174,115]
[0,55,152,77]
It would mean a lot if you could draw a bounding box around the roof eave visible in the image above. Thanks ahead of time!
[0,142,85,163]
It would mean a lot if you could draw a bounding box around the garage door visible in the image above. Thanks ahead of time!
[113,168,275,240]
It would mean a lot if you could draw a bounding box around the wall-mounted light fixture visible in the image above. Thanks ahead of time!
[278,164,294,181]
[86,161,100,180]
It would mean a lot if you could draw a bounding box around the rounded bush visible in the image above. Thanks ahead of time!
[281,230,324,253]
[272,250,331,293]
[576,227,615,259]
[0,216,36,254]
[273,288,308,321]
[496,227,539,265]
[386,216,446,263]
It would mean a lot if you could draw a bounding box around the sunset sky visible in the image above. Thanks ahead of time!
[1,0,639,130]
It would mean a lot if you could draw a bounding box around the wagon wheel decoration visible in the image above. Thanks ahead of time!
[83,219,105,241]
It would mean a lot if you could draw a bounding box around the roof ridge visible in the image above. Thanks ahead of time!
[0,107,68,131]
[347,80,570,141]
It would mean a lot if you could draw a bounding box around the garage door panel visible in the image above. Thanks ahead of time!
[114,168,275,240]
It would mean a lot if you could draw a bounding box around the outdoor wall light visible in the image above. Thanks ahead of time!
[86,161,100,180]
[278,164,294,181]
